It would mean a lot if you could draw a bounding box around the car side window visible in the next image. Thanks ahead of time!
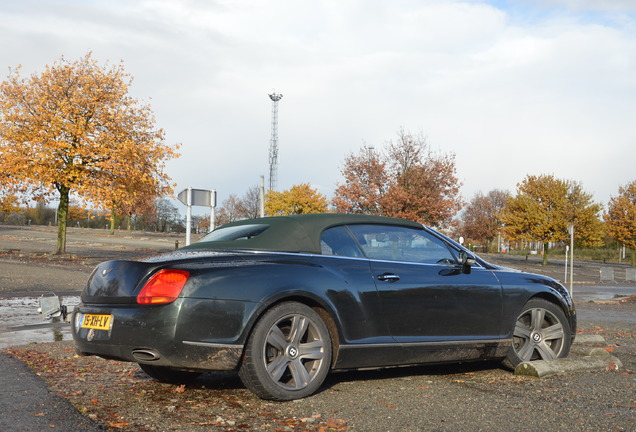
[320,226,365,257]
[346,224,457,264]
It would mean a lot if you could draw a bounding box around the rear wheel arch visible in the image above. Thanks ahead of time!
[244,294,342,367]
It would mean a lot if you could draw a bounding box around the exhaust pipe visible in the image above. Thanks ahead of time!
[131,349,161,361]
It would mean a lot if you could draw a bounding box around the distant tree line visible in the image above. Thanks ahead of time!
[1,55,632,264]
[210,128,634,266]
[459,176,635,266]
[0,198,185,233]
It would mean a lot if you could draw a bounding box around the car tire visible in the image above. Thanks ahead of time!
[139,363,202,384]
[238,302,332,401]
[503,298,572,369]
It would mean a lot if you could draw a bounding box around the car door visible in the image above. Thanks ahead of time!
[346,224,503,344]
[319,225,391,343]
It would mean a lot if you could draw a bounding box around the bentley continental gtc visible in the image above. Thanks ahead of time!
[72,214,576,400]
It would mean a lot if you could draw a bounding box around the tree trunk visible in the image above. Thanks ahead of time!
[109,208,116,235]
[55,185,70,255]
[542,242,549,266]
[631,248,635,267]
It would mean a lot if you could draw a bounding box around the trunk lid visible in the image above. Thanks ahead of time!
[81,250,248,305]
[82,260,159,304]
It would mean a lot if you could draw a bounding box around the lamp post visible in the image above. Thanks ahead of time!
[268,92,283,192]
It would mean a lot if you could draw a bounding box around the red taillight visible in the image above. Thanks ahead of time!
[137,269,190,305]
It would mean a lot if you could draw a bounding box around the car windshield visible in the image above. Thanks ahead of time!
[199,224,269,242]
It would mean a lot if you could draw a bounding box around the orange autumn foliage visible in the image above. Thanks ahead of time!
[332,130,462,228]
[0,53,179,253]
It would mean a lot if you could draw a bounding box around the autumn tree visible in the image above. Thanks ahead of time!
[265,183,329,216]
[383,131,462,226]
[500,174,603,265]
[565,181,604,248]
[501,175,568,264]
[333,130,462,228]
[0,53,179,253]
[0,193,20,223]
[460,189,510,251]
[605,180,636,266]
[67,202,88,225]
[0,170,21,222]
[98,157,172,233]
[332,147,388,215]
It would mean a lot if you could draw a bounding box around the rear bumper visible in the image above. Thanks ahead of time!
[74,339,243,371]
[71,301,244,371]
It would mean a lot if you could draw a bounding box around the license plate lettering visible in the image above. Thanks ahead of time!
[80,314,112,330]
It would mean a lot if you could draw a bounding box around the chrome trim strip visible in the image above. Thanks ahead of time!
[398,338,511,347]
[229,249,486,268]
[182,341,243,349]
[367,257,485,269]
[339,339,511,349]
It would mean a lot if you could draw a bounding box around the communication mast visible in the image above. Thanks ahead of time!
[268,92,283,191]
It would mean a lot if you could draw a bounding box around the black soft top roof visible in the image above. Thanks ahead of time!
[182,213,423,254]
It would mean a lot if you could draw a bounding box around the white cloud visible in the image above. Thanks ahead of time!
[536,0,636,12]
[0,0,634,216]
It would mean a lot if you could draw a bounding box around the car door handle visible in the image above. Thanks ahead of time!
[377,273,400,282]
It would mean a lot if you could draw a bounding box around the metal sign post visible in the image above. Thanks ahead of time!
[568,224,574,296]
[185,188,192,245]
[564,245,569,284]
[177,188,217,246]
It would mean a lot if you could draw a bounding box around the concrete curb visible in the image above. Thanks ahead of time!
[573,334,606,344]
[514,355,622,378]
[569,345,612,357]
[514,333,623,378]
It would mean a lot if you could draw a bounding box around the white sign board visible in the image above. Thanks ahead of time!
[177,188,217,246]
[177,188,217,207]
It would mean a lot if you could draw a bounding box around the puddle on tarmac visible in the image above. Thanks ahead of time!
[0,296,79,349]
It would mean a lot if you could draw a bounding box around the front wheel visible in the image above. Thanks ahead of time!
[504,298,572,369]
[239,302,332,401]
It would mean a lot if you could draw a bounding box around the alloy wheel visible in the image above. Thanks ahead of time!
[513,306,566,362]
[262,313,327,390]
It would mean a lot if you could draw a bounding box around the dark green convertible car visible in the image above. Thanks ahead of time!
[73,214,576,400]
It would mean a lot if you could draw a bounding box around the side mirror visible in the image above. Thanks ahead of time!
[459,251,476,272]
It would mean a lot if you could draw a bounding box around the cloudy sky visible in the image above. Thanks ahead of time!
[1,0,634,216]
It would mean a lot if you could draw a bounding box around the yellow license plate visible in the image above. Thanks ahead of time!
[80,314,112,330]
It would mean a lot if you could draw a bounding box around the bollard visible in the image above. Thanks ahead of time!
[175,240,179,250]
